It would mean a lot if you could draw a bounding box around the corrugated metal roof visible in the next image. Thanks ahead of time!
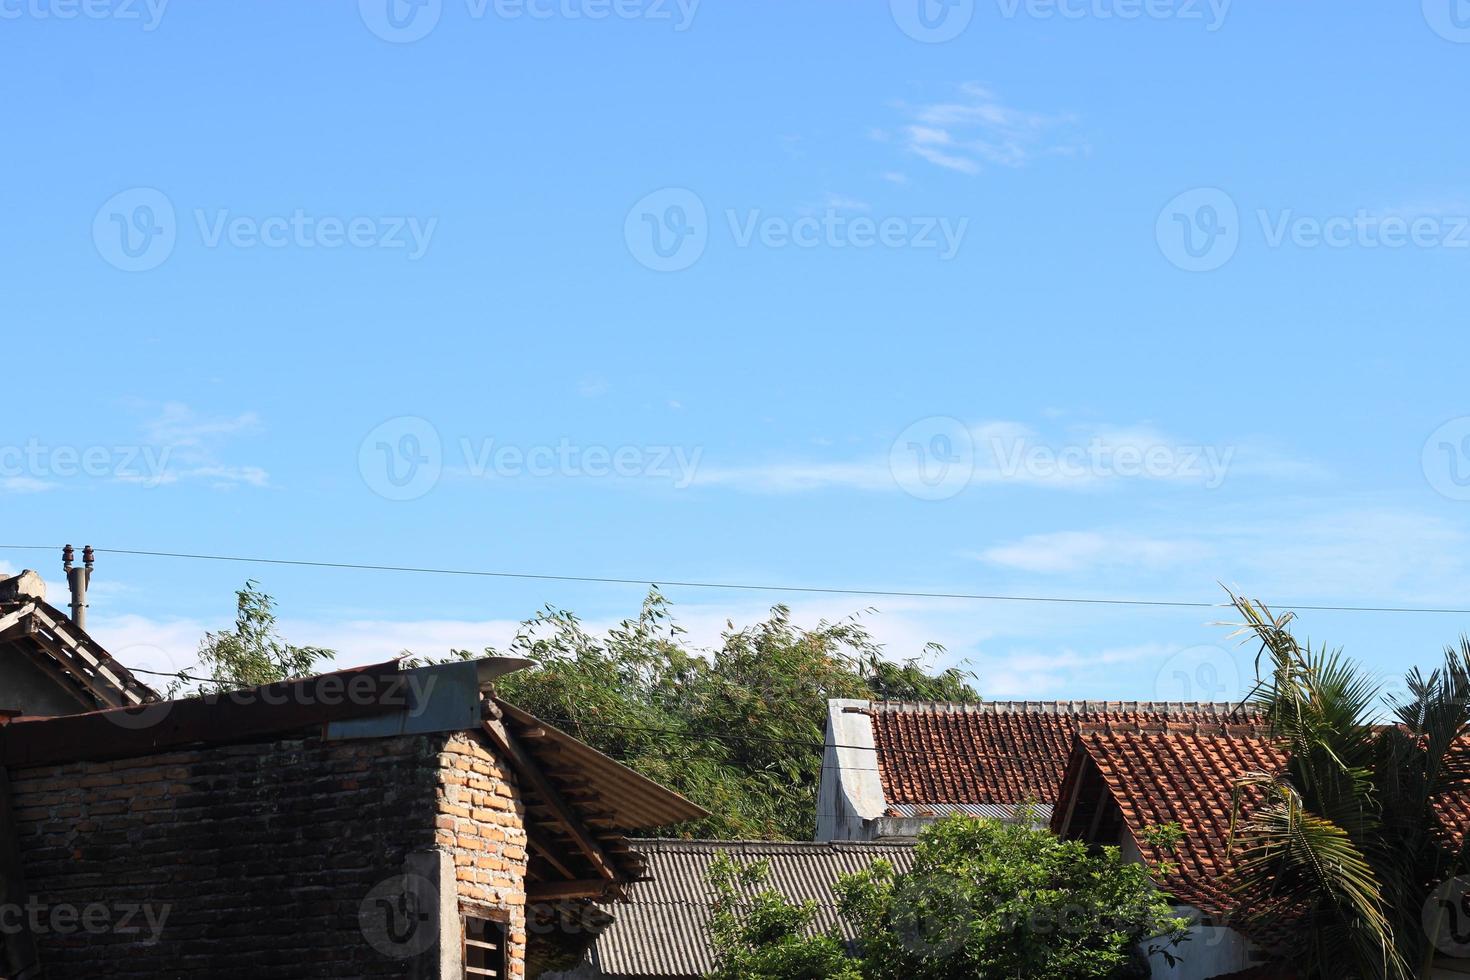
[589,839,915,978]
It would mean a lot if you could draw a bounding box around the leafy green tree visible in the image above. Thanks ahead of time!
[491,590,975,839]
[838,816,1187,979]
[704,816,1187,979]
[171,580,335,695]
[706,853,863,980]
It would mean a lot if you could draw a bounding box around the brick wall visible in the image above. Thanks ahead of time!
[435,732,529,978]
[5,729,529,979]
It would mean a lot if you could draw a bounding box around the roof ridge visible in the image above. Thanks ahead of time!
[628,838,914,849]
[871,699,1249,716]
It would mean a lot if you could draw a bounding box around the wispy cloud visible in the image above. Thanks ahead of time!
[976,531,1206,574]
[143,402,261,446]
[972,505,1470,608]
[689,420,1290,495]
[816,193,871,213]
[138,402,269,489]
[883,83,1088,175]
[1,476,59,494]
[975,643,1179,698]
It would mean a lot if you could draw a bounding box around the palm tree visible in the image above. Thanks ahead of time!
[1224,593,1470,979]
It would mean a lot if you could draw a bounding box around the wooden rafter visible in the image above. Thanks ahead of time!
[526,879,617,902]
[480,719,620,884]
[22,628,126,710]
[28,605,152,706]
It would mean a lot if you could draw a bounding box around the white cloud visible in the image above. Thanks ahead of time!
[891,83,1087,175]
[818,194,871,213]
[143,403,261,446]
[1,476,58,494]
[136,402,269,489]
[975,643,1179,698]
[689,420,1278,495]
[977,531,1205,574]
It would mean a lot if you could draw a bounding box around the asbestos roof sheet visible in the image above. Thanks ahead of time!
[590,839,916,978]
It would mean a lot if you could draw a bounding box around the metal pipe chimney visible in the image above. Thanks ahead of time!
[62,544,93,630]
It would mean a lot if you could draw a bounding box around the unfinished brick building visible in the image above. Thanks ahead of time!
[0,569,703,980]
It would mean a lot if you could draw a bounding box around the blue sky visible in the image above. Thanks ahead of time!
[3,0,1470,703]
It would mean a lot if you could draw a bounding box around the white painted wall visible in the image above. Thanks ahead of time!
[815,699,887,841]
[1142,904,1257,980]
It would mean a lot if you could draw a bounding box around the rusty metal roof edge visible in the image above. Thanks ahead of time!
[0,661,415,768]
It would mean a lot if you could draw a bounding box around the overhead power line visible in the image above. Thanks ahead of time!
[3,543,1470,616]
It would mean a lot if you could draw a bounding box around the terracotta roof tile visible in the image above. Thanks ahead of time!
[1055,729,1288,925]
[1430,737,1470,848]
[868,700,1253,807]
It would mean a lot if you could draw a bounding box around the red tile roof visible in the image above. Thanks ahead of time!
[868,701,1253,807]
[1430,738,1470,848]
[1052,729,1288,924]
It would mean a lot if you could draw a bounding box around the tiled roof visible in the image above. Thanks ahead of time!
[1053,729,1289,925]
[1430,737,1470,848]
[868,700,1250,808]
[583,839,915,979]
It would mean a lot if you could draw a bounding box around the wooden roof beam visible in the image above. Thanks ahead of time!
[481,719,620,883]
